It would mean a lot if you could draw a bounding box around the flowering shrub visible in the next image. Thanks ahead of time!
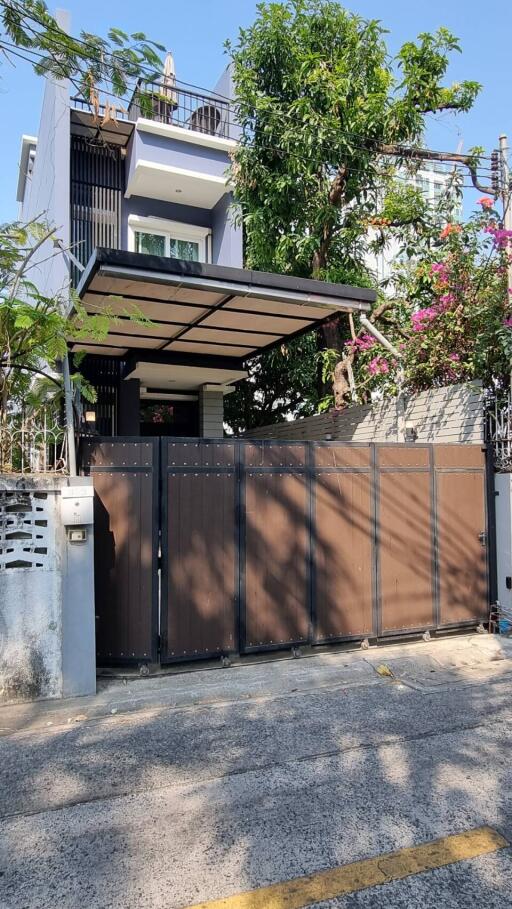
[352,201,512,397]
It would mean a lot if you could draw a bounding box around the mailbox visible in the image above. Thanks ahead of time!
[61,486,94,526]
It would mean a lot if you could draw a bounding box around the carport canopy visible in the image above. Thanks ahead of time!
[73,248,375,360]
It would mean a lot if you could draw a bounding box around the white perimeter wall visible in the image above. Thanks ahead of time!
[244,382,484,444]
[0,476,96,704]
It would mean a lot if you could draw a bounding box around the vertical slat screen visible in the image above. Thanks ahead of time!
[70,137,124,287]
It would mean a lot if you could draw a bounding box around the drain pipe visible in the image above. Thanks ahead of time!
[359,315,401,359]
[359,315,407,442]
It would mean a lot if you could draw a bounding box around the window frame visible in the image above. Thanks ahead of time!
[127,215,211,263]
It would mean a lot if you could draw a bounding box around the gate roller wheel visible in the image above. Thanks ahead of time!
[360,638,370,651]
[139,663,150,677]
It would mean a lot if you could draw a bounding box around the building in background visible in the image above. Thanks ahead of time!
[367,161,463,290]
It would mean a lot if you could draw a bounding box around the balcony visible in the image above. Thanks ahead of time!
[70,79,239,146]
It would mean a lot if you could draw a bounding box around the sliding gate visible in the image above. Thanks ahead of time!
[82,439,491,666]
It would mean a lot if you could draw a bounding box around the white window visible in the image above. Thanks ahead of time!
[128,215,211,262]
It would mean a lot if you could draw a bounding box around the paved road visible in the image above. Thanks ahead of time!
[2,636,512,908]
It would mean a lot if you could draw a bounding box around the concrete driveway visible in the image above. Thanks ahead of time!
[2,633,512,908]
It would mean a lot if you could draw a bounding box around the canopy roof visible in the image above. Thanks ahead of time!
[72,248,375,362]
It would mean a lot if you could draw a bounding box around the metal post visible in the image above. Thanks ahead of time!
[62,354,77,477]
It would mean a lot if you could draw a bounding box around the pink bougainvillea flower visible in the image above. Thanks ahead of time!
[448,353,460,361]
[477,197,494,209]
[368,355,389,375]
[431,262,449,282]
[484,225,512,248]
[411,307,439,331]
[439,293,456,306]
[503,316,512,329]
[439,223,461,240]
[345,333,375,352]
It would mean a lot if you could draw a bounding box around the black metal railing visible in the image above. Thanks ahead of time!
[71,80,236,140]
[128,79,234,138]
[486,390,512,472]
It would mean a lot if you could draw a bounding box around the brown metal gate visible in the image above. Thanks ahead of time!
[83,439,491,665]
[82,438,159,664]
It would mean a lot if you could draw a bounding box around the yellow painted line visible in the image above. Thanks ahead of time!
[185,826,508,909]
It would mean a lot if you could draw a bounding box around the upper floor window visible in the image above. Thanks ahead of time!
[128,215,211,262]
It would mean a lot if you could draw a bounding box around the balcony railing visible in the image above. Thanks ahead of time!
[71,79,236,141]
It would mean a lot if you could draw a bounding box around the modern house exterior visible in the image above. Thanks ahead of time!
[12,24,491,676]
[17,26,374,441]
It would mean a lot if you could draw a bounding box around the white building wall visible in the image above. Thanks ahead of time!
[0,476,96,704]
[19,10,70,302]
[495,473,512,615]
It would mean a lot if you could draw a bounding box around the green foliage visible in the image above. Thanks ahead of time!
[348,204,512,399]
[223,334,321,435]
[0,220,150,417]
[227,0,479,281]
[1,0,164,97]
[225,0,482,423]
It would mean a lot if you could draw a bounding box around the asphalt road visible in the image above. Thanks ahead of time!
[2,638,512,908]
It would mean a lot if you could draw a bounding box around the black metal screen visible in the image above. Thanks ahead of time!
[70,137,124,286]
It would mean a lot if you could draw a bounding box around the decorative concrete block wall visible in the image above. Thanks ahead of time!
[0,476,96,704]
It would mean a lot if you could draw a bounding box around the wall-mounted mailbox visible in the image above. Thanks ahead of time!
[61,486,94,526]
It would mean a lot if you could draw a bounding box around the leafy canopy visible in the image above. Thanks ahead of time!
[1,0,164,97]
[227,0,480,280]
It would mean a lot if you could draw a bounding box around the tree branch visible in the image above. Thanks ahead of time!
[376,144,494,195]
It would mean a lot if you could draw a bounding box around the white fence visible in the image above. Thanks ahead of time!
[244,382,484,445]
[0,408,67,474]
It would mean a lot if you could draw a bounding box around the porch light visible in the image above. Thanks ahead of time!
[85,410,96,423]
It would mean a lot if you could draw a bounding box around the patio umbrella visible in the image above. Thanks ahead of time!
[162,51,178,108]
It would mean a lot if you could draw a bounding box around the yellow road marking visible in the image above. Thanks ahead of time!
[185,826,508,909]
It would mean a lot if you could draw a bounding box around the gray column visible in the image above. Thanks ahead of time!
[199,387,225,438]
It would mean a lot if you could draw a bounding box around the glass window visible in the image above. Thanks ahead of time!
[135,231,166,256]
[433,182,444,203]
[169,238,200,261]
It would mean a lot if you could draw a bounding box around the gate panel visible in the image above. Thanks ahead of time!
[161,440,237,661]
[243,444,309,650]
[82,439,158,663]
[434,446,488,625]
[313,444,374,641]
[377,446,435,633]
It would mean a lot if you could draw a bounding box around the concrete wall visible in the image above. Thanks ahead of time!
[0,476,96,704]
[199,388,225,437]
[126,128,231,188]
[20,10,70,301]
[244,383,484,444]
[212,193,243,267]
[495,473,512,615]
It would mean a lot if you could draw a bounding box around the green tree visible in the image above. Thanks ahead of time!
[226,0,485,419]
[0,219,148,422]
[0,0,163,96]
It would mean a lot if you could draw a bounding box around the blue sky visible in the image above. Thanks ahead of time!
[1,0,510,221]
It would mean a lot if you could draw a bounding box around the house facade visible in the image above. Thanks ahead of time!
[17,42,373,440]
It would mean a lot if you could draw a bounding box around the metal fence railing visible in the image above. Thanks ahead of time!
[128,79,234,138]
[71,80,236,140]
[0,408,68,475]
[486,391,512,472]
